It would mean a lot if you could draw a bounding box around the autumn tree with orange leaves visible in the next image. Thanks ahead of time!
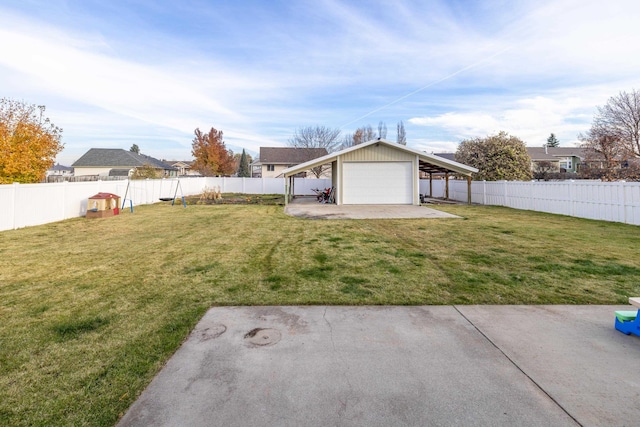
[191,127,235,176]
[0,98,63,183]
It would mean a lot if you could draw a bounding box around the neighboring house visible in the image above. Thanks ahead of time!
[283,139,477,205]
[46,163,73,177]
[164,160,199,176]
[527,146,586,173]
[72,148,177,177]
[434,148,588,174]
[251,147,329,178]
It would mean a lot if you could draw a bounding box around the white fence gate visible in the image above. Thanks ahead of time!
[0,177,330,231]
[420,180,640,226]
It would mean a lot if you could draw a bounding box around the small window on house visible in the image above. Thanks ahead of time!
[559,159,572,170]
[267,164,275,171]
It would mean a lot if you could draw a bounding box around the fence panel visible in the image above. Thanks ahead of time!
[293,178,331,195]
[0,184,16,230]
[4,179,640,231]
[417,179,640,226]
[0,177,339,231]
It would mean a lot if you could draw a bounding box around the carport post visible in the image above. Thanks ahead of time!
[429,173,433,198]
[445,173,449,200]
[467,175,472,204]
[290,176,294,203]
[284,179,289,206]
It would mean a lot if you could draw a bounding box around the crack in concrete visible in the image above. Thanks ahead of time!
[322,307,358,422]
[453,305,583,427]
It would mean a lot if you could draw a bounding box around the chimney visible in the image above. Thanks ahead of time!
[544,145,548,154]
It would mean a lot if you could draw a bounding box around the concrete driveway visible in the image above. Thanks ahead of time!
[118,305,640,427]
[284,198,459,219]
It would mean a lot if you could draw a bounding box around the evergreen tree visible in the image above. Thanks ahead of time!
[237,149,250,177]
[546,133,560,147]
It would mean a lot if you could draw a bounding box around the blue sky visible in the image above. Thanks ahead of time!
[1,0,639,165]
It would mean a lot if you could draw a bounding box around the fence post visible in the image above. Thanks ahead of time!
[619,181,627,224]
[569,180,574,217]
[12,182,18,230]
[483,180,486,205]
[503,181,508,206]
[62,181,68,220]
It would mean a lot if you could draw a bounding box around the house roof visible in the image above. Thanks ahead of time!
[256,147,329,165]
[435,148,588,163]
[527,147,586,161]
[164,160,194,167]
[72,148,177,170]
[432,153,456,162]
[282,139,478,177]
[49,163,73,172]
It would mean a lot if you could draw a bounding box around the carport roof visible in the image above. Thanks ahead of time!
[282,139,478,177]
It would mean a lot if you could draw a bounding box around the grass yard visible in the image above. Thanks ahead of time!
[1,202,639,425]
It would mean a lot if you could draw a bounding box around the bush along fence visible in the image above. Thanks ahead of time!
[0,177,331,231]
[421,179,640,226]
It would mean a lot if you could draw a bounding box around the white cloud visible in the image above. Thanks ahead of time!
[3,0,640,166]
[408,88,617,148]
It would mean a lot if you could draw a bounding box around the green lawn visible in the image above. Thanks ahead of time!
[1,203,639,425]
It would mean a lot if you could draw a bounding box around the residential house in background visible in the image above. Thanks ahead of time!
[72,148,177,177]
[435,147,588,175]
[251,147,329,178]
[527,146,585,173]
[163,160,199,176]
[46,164,73,177]
[45,163,74,182]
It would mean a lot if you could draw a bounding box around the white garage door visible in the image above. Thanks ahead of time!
[342,162,413,204]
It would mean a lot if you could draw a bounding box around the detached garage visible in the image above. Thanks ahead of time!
[283,139,478,206]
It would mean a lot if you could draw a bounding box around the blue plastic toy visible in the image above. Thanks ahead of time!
[615,309,640,336]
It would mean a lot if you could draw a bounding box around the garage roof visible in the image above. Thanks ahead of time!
[282,139,478,177]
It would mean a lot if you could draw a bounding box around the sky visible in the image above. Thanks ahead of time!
[1,0,640,165]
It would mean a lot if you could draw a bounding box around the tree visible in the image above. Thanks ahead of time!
[0,98,63,183]
[546,133,560,147]
[287,125,342,152]
[191,127,235,176]
[288,125,342,178]
[397,121,407,145]
[131,164,160,179]
[578,126,624,181]
[377,121,387,139]
[594,89,640,158]
[343,121,406,148]
[532,161,557,181]
[455,131,532,181]
[342,125,376,148]
[237,149,250,177]
[130,144,140,154]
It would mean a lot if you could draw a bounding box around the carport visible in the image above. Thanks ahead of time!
[282,139,478,206]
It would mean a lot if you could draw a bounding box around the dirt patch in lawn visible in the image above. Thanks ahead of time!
[184,193,284,205]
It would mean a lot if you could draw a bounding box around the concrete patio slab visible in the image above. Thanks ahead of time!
[118,305,639,426]
[457,305,640,426]
[284,198,459,219]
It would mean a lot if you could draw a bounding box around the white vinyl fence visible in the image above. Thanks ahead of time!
[421,179,640,226]
[0,177,330,231]
[3,178,639,231]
